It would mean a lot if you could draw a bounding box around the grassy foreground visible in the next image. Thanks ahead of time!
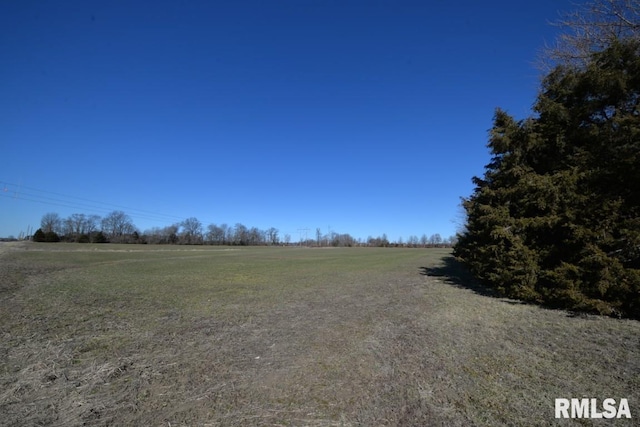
[0,242,638,426]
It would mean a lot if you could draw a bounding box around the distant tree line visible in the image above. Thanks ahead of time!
[455,0,640,319]
[35,211,135,243]
[32,211,454,248]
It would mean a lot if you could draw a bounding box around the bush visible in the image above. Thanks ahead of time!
[44,231,60,242]
[92,231,108,243]
[32,229,46,242]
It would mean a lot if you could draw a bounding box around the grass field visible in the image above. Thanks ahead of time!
[1,242,638,426]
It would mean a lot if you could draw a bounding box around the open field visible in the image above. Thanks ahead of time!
[1,242,639,426]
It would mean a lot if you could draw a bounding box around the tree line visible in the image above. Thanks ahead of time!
[32,211,453,248]
[455,0,640,319]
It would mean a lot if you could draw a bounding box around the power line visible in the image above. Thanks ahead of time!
[0,180,195,227]
[297,228,310,244]
[0,190,183,225]
[2,180,185,221]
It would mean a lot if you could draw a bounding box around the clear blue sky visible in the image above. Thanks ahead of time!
[1,0,574,242]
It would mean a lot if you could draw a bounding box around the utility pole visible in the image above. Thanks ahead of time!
[297,228,310,246]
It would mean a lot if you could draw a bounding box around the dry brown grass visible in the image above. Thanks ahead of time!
[0,242,638,426]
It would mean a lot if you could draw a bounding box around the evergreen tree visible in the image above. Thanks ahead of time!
[44,231,61,243]
[92,231,108,243]
[33,228,46,242]
[456,40,640,318]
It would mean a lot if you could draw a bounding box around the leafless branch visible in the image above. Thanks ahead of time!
[540,0,640,69]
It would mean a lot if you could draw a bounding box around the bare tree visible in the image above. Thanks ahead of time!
[543,0,640,68]
[180,217,203,244]
[86,215,101,236]
[429,233,443,246]
[101,211,135,242]
[206,223,226,245]
[233,223,248,245]
[164,224,180,244]
[68,213,97,240]
[267,227,279,246]
[332,233,356,247]
[40,212,62,234]
[247,227,264,245]
[225,224,234,245]
[367,234,390,247]
[143,227,161,244]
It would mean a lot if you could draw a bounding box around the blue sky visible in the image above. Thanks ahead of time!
[1,0,574,242]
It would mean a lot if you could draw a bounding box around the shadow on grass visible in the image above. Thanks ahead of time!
[419,256,498,299]
[420,257,595,316]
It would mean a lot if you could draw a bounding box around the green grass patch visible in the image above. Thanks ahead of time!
[0,242,637,426]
